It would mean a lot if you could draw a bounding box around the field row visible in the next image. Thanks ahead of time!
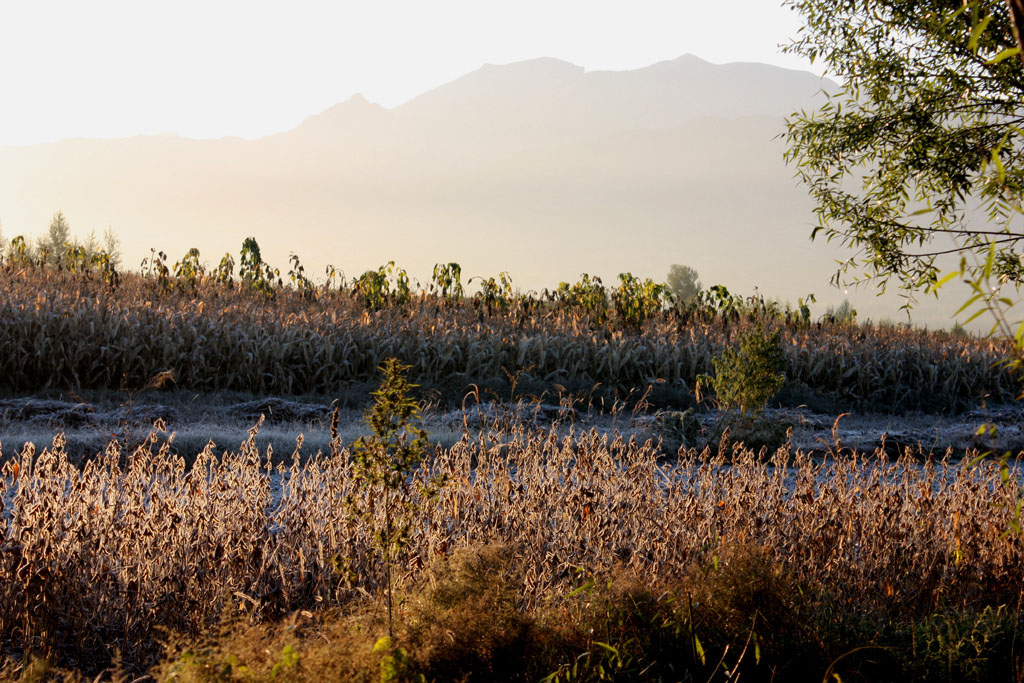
[0,268,1017,411]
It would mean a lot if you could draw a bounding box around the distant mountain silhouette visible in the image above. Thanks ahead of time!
[0,55,962,324]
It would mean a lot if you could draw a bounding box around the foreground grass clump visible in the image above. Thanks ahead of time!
[0,265,1017,411]
[142,545,1024,681]
[1,421,1023,678]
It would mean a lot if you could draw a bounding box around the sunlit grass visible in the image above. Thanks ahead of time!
[1,422,1022,678]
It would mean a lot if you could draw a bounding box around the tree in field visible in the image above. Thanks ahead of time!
[102,227,122,269]
[350,359,444,639]
[666,263,701,304]
[39,211,71,266]
[783,1,1024,331]
[80,227,123,268]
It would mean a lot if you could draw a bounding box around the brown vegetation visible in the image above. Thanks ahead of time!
[1,421,1022,678]
[0,266,1015,411]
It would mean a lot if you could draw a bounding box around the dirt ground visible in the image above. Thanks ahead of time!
[1,389,1021,463]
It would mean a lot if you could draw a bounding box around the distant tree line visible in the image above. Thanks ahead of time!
[0,211,121,271]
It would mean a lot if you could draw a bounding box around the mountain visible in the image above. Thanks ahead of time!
[396,55,826,134]
[288,94,392,142]
[1,55,955,324]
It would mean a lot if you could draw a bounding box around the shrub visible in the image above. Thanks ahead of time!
[612,272,666,329]
[471,272,514,316]
[703,324,786,415]
[554,273,608,325]
[354,262,411,311]
[405,545,534,680]
[174,247,205,294]
[431,262,463,302]
[239,237,279,298]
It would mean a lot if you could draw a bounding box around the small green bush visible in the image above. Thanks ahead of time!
[555,273,609,325]
[703,324,786,415]
[431,262,463,302]
[612,272,666,329]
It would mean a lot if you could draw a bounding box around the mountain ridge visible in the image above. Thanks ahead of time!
[1,55,960,325]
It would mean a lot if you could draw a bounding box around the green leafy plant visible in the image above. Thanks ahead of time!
[796,293,816,325]
[702,324,786,415]
[373,636,422,683]
[323,263,345,292]
[212,251,234,288]
[63,243,88,274]
[141,248,172,295]
[288,252,317,301]
[270,643,299,679]
[431,262,463,303]
[612,272,666,329]
[696,284,744,320]
[354,262,411,311]
[784,0,1024,306]
[354,267,390,311]
[471,271,514,316]
[555,273,609,325]
[351,359,445,639]
[6,235,32,267]
[239,237,278,298]
[90,249,120,290]
[390,264,412,306]
[173,247,205,294]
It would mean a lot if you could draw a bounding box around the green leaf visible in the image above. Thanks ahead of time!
[929,270,959,293]
[991,148,1006,180]
[567,577,595,598]
[968,15,993,54]
[1013,321,1024,346]
[961,307,989,325]
[986,47,1021,65]
[984,242,996,281]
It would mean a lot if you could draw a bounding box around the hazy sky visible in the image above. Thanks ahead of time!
[0,1,816,145]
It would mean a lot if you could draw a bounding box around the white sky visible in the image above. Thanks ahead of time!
[0,1,816,145]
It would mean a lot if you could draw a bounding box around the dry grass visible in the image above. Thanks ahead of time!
[145,544,1024,681]
[1,419,1023,678]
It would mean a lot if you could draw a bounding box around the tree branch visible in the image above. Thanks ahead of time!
[1007,0,1024,68]
[904,235,1022,258]
[910,225,1024,239]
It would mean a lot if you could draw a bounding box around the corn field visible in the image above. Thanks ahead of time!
[0,266,1016,411]
[1,422,1021,668]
